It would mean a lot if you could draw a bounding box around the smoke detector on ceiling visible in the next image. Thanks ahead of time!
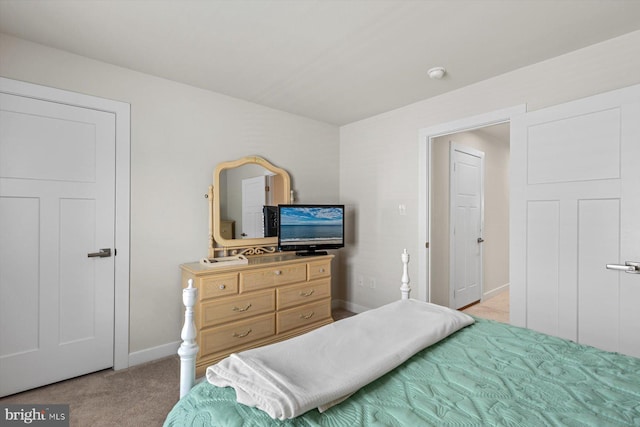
[427,67,446,80]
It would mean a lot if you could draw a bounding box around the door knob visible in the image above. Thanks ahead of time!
[88,248,112,258]
[477,238,485,243]
[606,261,639,274]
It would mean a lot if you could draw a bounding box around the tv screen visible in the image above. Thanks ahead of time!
[277,205,344,256]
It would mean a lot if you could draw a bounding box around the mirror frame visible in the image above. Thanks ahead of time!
[209,156,291,257]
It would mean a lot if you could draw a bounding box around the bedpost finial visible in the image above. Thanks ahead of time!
[400,249,411,300]
[183,279,198,308]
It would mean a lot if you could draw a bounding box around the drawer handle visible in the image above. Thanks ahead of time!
[299,311,315,320]
[219,284,226,290]
[299,290,315,297]
[232,329,252,338]
[232,303,252,312]
[274,270,282,276]
[319,268,325,273]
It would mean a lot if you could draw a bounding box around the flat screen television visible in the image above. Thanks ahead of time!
[277,204,345,256]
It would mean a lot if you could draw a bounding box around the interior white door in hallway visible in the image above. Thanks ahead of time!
[511,84,640,358]
[242,175,267,238]
[0,92,116,396]
[450,144,484,309]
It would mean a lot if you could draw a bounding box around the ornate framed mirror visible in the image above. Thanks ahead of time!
[209,156,291,257]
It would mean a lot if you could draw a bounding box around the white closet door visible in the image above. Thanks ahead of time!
[450,144,484,309]
[511,84,640,358]
[0,92,116,396]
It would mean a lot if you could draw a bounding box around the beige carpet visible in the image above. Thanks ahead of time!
[0,356,181,427]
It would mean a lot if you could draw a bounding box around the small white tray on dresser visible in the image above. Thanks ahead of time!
[199,255,248,268]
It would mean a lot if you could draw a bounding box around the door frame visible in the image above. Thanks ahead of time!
[449,143,485,308]
[0,77,131,370]
[418,105,525,304]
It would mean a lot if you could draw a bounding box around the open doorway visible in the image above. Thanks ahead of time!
[417,105,525,323]
[430,124,510,321]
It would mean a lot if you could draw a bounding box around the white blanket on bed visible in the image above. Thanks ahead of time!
[206,299,474,420]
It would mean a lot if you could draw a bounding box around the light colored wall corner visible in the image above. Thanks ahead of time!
[332,299,370,315]
[0,33,340,361]
[129,341,180,367]
[339,30,640,311]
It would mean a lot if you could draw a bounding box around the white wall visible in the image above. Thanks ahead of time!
[339,30,640,310]
[0,34,340,361]
[4,27,640,357]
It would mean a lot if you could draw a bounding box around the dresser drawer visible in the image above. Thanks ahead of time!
[277,279,331,310]
[276,299,331,334]
[198,273,238,300]
[308,259,331,281]
[200,313,275,357]
[181,254,334,369]
[200,289,274,328]
[240,263,307,292]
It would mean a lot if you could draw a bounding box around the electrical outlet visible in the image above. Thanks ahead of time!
[367,278,376,289]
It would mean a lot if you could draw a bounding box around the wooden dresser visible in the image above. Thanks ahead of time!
[180,253,334,376]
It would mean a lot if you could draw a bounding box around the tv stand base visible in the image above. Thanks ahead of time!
[296,251,328,256]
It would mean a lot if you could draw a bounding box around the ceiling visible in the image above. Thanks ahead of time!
[1,1,640,126]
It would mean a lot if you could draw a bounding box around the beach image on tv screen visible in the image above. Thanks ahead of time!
[279,207,343,245]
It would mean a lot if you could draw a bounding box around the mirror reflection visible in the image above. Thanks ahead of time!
[210,156,291,257]
[219,164,281,239]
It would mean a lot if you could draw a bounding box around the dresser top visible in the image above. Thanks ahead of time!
[181,252,334,274]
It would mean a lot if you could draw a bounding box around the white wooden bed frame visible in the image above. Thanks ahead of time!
[177,249,412,398]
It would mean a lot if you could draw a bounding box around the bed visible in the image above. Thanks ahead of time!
[164,251,640,426]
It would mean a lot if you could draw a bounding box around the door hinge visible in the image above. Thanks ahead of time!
[425,242,430,249]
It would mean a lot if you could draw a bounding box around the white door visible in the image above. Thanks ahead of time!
[450,144,484,309]
[241,176,266,238]
[0,93,116,396]
[511,85,640,358]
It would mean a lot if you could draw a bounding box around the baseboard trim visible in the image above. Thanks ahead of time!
[483,283,510,301]
[128,341,180,368]
[332,299,370,314]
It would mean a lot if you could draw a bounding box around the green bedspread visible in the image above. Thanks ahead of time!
[163,318,640,426]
